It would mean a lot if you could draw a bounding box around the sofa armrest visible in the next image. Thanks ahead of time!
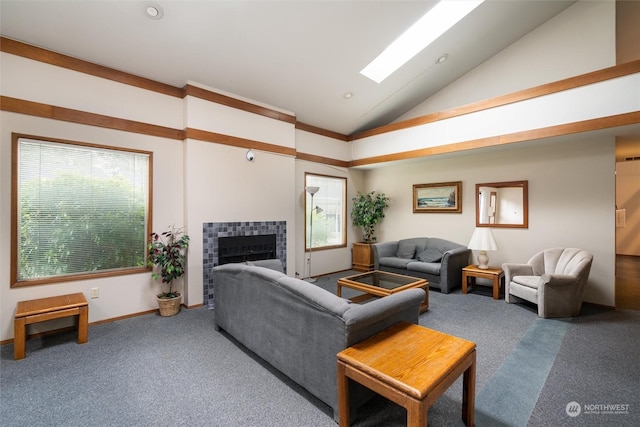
[342,288,424,345]
[502,263,534,284]
[439,247,472,294]
[373,241,398,270]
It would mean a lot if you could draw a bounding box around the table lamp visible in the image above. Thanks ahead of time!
[467,228,498,269]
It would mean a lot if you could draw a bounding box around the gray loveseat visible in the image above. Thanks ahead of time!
[212,261,425,421]
[373,237,471,293]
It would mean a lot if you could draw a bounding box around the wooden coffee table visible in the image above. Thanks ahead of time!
[338,270,428,313]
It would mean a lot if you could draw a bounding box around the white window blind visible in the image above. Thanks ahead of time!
[15,137,150,284]
[305,173,346,250]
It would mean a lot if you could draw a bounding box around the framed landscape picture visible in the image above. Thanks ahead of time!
[413,181,462,213]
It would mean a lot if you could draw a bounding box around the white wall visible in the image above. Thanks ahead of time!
[361,136,616,306]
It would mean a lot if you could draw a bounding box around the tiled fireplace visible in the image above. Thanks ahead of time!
[203,221,287,308]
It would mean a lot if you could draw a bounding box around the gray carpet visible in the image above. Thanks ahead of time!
[1,271,639,426]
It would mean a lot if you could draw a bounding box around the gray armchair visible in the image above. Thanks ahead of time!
[503,248,593,318]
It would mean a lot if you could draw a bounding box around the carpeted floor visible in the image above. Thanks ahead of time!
[1,271,638,426]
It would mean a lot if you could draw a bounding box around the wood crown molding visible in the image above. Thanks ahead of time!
[350,59,640,141]
[295,122,349,141]
[0,37,183,98]
[348,111,640,167]
[183,84,296,125]
[1,96,184,140]
[0,37,332,136]
[3,36,639,165]
[185,127,297,157]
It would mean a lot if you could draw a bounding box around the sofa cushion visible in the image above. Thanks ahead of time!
[407,261,441,275]
[396,241,416,259]
[512,275,542,289]
[416,247,442,263]
[379,257,413,269]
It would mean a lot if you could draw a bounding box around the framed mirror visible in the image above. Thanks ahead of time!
[476,181,528,228]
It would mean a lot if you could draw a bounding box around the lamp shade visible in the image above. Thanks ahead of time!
[468,228,498,251]
[305,186,319,195]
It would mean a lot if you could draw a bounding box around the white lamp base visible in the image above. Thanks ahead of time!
[477,251,490,269]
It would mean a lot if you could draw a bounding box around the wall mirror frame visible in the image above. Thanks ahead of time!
[476,180,528,228]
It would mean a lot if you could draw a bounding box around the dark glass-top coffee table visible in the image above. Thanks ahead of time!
[337,270,428,313]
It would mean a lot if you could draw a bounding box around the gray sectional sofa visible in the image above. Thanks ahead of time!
[373,237,471,293]
[211,260,425,421]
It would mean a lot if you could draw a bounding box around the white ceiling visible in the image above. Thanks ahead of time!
[1,0,582,136]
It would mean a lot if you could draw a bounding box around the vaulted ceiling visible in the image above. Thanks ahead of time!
[1,1,578,136]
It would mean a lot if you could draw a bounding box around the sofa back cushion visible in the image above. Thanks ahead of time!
[416,247,443,263]
[396,241,417,259]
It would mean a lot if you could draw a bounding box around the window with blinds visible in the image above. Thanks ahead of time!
[304,173,347,251]
[11,134,152,287]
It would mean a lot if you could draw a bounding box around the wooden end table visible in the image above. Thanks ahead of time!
[337,321,476,426]
[338,270,428,313]
[14,293,88,360]
[462,265,505,300]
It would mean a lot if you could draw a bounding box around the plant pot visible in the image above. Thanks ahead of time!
[352,242,374,272]
[156,293,182,317]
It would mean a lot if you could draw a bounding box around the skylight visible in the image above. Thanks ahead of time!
[360,0,485,84]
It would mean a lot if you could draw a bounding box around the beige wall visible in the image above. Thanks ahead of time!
[360,136,616,306]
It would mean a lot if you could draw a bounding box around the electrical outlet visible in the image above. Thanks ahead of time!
[90,287,99,299]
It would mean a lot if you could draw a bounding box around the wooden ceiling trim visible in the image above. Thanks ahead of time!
[349,111,640,167]
[183,84,296,125]
[1,96,185,140]
[350,60,640,141]
[295,152,350,168]
[295,122,349,141]
[0,37,183,98]
[185,127,297,157]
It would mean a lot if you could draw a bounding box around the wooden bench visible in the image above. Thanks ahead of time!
[14,293,88,360]
[337,321,476,426]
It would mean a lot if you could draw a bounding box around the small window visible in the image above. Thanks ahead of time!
[305,173,347,250]
[11,134,152,287]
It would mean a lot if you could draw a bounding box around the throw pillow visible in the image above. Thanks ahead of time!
[396,242,416,259]
[417,247,442,263]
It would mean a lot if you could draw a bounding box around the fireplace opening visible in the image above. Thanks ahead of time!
[218,234,277,265]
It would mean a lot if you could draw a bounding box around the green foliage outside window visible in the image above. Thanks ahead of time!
[18,172,147,280]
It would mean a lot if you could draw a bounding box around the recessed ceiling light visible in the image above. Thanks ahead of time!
[360,0,484,83]
[436,54,449,64]
[343,92,354,99]
[144,2,164,20]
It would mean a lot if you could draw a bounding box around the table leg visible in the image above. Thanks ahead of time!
[14,317,26,360]
[462,272,468,294]
[337,361,350,426]
[493,277,500,299]
[462,350,476,426]
[406,399,427,427]
[78,305,88,344]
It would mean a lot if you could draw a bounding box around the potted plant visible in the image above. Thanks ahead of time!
[350,191,390,271]
[147,226,190,316]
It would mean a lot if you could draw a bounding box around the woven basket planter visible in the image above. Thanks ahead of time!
[156,294,181,317]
